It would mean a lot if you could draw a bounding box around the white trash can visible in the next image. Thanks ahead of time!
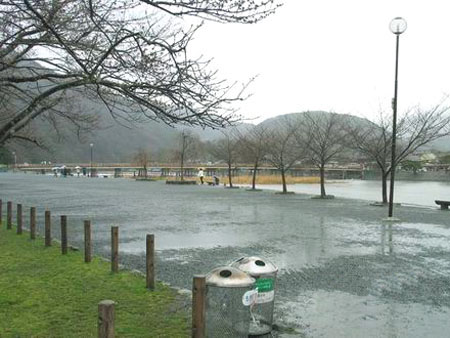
[230,256,278,336]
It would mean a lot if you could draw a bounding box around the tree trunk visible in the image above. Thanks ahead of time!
[180,154,184,181]
[381,171,388,204]
[251,161,258,190]
[228,162,233,188]
[320,165,326,198]
[281,168,287,193]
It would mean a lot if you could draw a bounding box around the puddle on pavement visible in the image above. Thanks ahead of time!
[277,291,450,337]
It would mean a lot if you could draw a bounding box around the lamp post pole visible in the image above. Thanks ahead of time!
[388,17,407,218]
[90,143,93,178]
[12,151,16,171]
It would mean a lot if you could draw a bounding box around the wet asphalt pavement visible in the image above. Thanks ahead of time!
[1,173,449,337]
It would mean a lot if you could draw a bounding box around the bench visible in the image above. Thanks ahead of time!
[435,200,450,210]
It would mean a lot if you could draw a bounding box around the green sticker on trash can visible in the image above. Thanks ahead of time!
[256,278,274,293]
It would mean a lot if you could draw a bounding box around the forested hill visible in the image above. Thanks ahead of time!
[258,111,371,129]
[8,110,450,164]
[9,110,368,164]
[1,59,251,164]
[8,107,251,164]
[10,118,232,164]
[260,111,450,152]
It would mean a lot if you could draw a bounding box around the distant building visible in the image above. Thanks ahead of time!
[419,152,437,163]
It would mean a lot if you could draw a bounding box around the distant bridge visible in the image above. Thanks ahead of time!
[16,163,364,179]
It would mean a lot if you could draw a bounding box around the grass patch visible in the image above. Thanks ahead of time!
[311,195,335,199]
[165,180,197,185]
[0,225,189,337]
[230,175,320,185]
[131,174,320,185]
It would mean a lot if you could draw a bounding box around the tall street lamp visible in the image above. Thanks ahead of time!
[90,143,94,177]
[388,17,407,218]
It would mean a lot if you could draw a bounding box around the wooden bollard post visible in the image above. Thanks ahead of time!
[7,201,12,230]
[146,234,155,290]
[98,300,115,338]
[16,203,23,234]
[0,199,2,226]
[61,215,68,254]
[84,220,92,263]
[111,226,119,273]
[192,275,206,338]
[45,210,51,247]
[30,207,36,240]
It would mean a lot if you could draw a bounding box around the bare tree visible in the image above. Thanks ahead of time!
[134,148,151,177]
[140,0,281,23]
[210,130,239,187]
[0,0,280,147]
[346,114,392,203]
[347,104,450,203]
[295,112,347,198]
[237,125,268,190]
[265,116,304,194]
[173,130,198,181]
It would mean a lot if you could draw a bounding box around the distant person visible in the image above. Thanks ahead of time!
[198,168,204,184]
[213,175,220,186]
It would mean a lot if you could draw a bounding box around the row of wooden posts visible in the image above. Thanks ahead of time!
[0,199,207,338]
[0,199,154,280]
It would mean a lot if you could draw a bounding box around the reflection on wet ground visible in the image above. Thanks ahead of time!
[1,173,449,337]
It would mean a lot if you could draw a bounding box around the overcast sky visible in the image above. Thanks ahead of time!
[187,0,450,123]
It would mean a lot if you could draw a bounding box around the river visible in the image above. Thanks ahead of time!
[262,179,450,208]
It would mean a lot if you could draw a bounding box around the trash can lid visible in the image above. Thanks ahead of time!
[230,256,278,276]
[206,266,255,288]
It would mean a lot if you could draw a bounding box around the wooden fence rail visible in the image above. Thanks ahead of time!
[30,207,36,240]
[0,201,185,336]
[84,220,92,263]
[111,226,119,273]
[45,210,51,247]
[146,234,155,290]
[98,300,115,338]
[7,201,12,229]
[61,215,68,255]
[16,203,22,234]
[192,275,206,338]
